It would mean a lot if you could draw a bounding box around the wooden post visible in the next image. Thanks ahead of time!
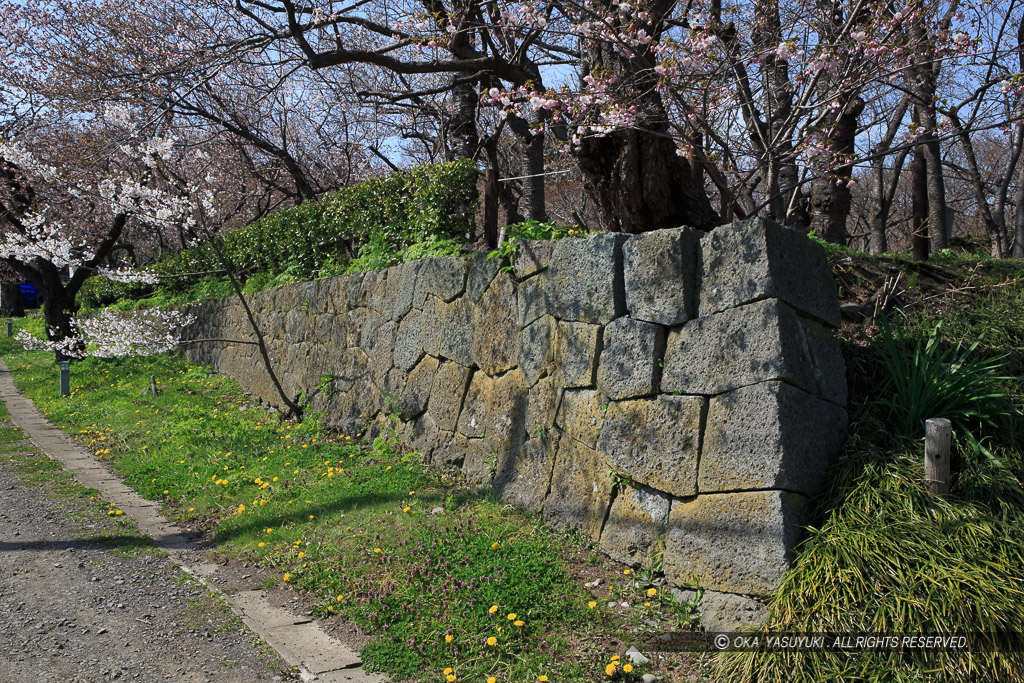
[925,418,952,496]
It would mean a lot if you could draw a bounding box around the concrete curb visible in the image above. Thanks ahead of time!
[0,358,385,683]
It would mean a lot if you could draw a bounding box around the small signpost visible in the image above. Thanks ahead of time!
[925,418,952,496]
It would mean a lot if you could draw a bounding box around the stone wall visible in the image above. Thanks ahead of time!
[182,217,847,629]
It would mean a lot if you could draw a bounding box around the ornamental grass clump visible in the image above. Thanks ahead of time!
[869,317,1021,455]
[713,451,1024,683]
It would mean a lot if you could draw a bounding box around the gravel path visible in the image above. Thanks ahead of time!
[0,445,287,683]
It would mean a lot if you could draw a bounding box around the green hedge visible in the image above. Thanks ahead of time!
[150,159,478,291]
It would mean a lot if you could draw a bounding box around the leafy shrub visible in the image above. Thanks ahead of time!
[77,276,152,311]
[153,159,478,289]
[486,220,584,263]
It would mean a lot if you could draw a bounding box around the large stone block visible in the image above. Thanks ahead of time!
[664,490,810,595]
[597,317,665,399]
[357,310,384,355]
[493,434,559,512]
[398,354,438,419]
[431,431,467,468]
[696,591,768,632]
[392,261,421,321]
[526,375,562,434]
[394,310,425,372]
[456,369,527,452]
[435,297,475,367]
[699,217,840,327]
[399,412,440,460]
[520,316,554,387]
[517,273,547,328]
[346,270,380,309]
[700,381,847,496]
[513,240,554,280]
[554,321,602,388]
[467,252,501,302]
[599,485,671,567]
[414,257,467,307]
[326,275,351,315]
[596,395,703,498]
[623,227,699,325]
[472,272,520,375]
[546,234,628,324]
[428,361,471,431]
[556,389,604,448]
[662,298,838,400]
[370,320,398,384]
[462,438,496,485]
[371,267,400,320]
[542,436,614,539]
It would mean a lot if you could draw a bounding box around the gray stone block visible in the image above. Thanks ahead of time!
[326,275,351,315]
[623,227,699,325]
[358,310,384,356]
[542,436,614,539]
[414,257,468,307]
[456,369,527,452]
[664,490,810,595]
[520,316,554,387]
[800,316,848,406]
[554,321,602,388]
[517,272,547,328]
[596,395,703,498]
[598,485,671,567]
[346,270,379,309]
[526,375,562,434]
[428,361,471,432]
[371,267,400,320]
[392,261,421,321]
[493,434,559,512]
[472,272,520,375]
[662,298,824,398]
[393,310,425,372]
[697,591,768,632]
[435,297,475,367]
[431,431,467,468]
[556,389,604,448]
[546,234,628,324]
[597,317,665,400]
[462,438,496,485]
[467,252,501,302]
[700,381,847,496]
[513,240,554,280]
[370,320,398,384]
[399,412,440,460]
[398,354,438,418]
[699,217,840,327]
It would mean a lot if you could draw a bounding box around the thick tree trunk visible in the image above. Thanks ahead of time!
[810,97,865,245]
[449,78,480,162]
[574,0,718,233]
[521,117,547,223]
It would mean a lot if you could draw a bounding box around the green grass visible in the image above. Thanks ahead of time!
[0,316,699,683]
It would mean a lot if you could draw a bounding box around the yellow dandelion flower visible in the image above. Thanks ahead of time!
[258,542,265,548]
[443,668,453,675]
[605,663,617,676]
[403,506,411,512]
[514,620,524,627]
[283,573,291,582]
[623,569,631,575]
[491,542,500,550]
[647,588,657,596]
[622,664,633,673]
[488,605,498,614]
[445,634,453,642]
[507,613,517,621]
[486,636,497,646]
[588,601,597,608]
[539,678,549,682]
[446,676,455,683]
[374,547,382,553]
[488,678,496,683]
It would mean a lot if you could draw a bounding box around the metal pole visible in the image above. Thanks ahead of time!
[59,361,70,397]
[5,318,11,337]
